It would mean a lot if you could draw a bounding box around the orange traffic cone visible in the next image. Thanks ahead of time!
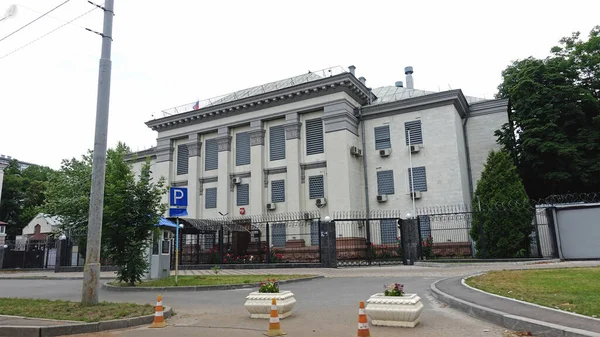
[264,298,286,336]
[357,301,370,337]
[149,295,167,328]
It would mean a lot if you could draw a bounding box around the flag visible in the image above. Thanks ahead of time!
[192,100,200,110]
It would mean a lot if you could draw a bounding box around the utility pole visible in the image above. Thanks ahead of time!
[82,0,114,305]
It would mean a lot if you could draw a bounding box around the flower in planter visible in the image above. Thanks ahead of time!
[258,278,279,293]
[384,283,405,296]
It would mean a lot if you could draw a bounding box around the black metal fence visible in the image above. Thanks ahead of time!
[170,211,322,268]
[1,239,57,269]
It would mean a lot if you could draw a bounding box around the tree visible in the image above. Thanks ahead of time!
[495,26,600,199]
[44,143,167,285]
[0,160,53,238]
[470,150,532,258]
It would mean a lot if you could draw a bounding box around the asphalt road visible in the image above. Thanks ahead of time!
[0,276,509,337]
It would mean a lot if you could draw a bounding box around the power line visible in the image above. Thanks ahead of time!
[0,6,99,60]
[15,4,88,30]
[0,0,72,43]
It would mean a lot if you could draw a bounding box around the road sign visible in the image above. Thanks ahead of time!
[169,187,188,207]
[169,208,188,217]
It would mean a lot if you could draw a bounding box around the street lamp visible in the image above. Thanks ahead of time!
[323,216,331,223]
[59,234,67,241]
[2,244,7,249]
[405,213,412,219]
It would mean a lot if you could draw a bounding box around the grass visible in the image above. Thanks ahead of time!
[109,274,314,287]
[0,298,155,322]
[465,267,600,318]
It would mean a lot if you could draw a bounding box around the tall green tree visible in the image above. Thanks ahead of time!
[44,143,167,285]
[0,160,53,238]
[495,26,600,199]
[470,150,532,258]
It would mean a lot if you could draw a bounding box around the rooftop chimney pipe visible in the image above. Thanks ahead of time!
[405,66,414,89]
[395,81,404,88]
[348,65,356,76]
[358,76,366,85]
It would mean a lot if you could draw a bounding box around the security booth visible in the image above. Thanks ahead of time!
[149,217,177,279]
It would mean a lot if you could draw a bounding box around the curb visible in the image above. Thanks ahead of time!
[415,258,562,268]
[102,275,324,292]
[0,277,116,281]
[430,277,600,337]
[0,306,173,337]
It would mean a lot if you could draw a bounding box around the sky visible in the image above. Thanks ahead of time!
[0,0,599,169]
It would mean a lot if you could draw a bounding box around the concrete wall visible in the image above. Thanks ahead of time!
[554,204,600,259]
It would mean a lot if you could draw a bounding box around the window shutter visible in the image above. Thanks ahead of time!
[271,180,285,203]
[405,120,423,145]
[269,125,286,161]
[380,219,397,244]
[205,187,217,209]
[306,118,324,155]
[308,175,324,199]
[271,223,286,248]
[205,139,218,171]
[377,170,395,195]
[408,166,427,192]
[374,125,391,150]
[237,183,249,206]
[236,132,251,166]
[176,144,189,175]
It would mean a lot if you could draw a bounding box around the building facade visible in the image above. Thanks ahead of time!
[127,66,508,247]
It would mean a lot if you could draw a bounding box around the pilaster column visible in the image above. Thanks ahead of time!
[284,113,302,213]
[215,127,232,215]
[0,161,7,208]
[248,120,265,216]
[155,138,174,210]
[186,134,202,218]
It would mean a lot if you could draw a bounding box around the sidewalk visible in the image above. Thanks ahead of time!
[432,275,600,336]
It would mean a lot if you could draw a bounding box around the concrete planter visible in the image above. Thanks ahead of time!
[244,290,296,319]
[365,293,423,328]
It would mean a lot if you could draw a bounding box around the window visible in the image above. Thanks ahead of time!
[236,132,251,166]
[374,125,391,150]
[377,170,395,195]
[176,144,189,175]
[205,138,218,171]
[306,118,324,155]
[408,166,428,192]
[0,226,4,234]
[308,175,324,199]
[269,125,286,161]
[185,234,197,245]
[310,221,319,246]
[271,180,285,203]
[205,187,217,208]
[237,183,249,206]
[271,223,286,248]
[405,120,423,145]
[380,219,398,244]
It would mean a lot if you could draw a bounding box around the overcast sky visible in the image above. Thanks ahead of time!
[0,0,598,169]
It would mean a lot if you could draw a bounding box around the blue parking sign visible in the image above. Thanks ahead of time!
[169,187,188,207]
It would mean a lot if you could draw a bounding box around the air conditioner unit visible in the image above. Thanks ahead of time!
[350,146,363,157]
[232,177,242,184]
[376,195,388,202]
[266,203,277,210]
[410,145,421,153]
[379,148,391,157]
[409,191,422,199]
[315,198,327,207]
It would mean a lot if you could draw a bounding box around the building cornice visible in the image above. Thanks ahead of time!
[146,73,374,132]
[361,90,470,120]
[469,98,509,117]
[124,148,157,163]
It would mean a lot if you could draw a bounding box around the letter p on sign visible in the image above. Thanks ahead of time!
[169,187,188,207]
